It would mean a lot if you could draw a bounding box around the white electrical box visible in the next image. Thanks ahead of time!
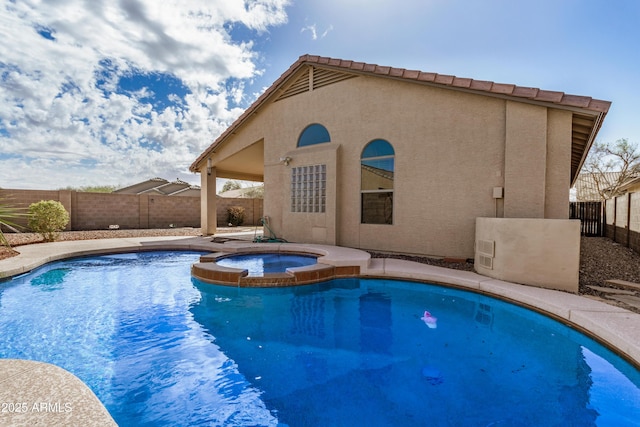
[493,187,503,199]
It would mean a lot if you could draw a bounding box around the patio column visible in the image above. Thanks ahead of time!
[200,166,217,235]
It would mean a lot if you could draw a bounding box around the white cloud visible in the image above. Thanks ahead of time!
[300,23,333,40]
[0,0,290,189]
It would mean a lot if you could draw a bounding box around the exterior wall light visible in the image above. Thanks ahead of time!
[207,158,212,175]
[280,156,292,166]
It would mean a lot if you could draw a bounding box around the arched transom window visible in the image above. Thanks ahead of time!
[361,139,394,224]
[297,124,331,147]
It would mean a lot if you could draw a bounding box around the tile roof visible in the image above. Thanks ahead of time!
[115,178,200,196]
[191,54,611,183]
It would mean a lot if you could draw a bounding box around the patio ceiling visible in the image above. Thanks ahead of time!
[210,139,264,182]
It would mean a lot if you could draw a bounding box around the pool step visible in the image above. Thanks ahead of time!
[587,279,640,312]
[604,279,640,292]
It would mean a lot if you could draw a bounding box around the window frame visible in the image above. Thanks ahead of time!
[297,123,331,147]
[360,139,395,225]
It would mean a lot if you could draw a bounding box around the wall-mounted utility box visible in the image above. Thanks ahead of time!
[492,187,504,199]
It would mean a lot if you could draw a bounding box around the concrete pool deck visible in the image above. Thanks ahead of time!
[1,234,639,425]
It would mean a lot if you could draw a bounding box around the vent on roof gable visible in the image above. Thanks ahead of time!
[312,67,356,89]
[276,69,310,101]
[275,67,357,102]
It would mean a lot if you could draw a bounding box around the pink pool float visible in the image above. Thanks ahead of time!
[420,311,438,329]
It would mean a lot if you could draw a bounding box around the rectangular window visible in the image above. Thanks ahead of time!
[361,192,393,224]
[291,164,326,213]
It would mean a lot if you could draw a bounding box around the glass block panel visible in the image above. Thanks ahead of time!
[291,164,326,213]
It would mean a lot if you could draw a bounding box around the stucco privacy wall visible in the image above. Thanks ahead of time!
[475,217,580,292]
[605,192,640,254]
[1,188,263,230]
[203,72,575,258]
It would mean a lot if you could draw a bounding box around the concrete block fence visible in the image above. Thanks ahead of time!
[0,189,263,231]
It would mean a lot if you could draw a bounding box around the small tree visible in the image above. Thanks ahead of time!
[243,185,264,199]
[28,200,70,242]
[220,180,242,194]
[226,206,245,226]
[59,185,117,193]
[581,138,640,200]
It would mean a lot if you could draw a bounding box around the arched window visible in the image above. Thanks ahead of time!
[297,124,331,147]
[361,139,394,224]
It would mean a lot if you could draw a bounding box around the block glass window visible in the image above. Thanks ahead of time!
[291,164,326,213]
[361,139,394,224]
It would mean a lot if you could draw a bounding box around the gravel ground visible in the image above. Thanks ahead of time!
[368,236,640,298]
[2,230,640,298]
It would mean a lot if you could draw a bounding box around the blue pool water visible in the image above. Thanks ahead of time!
[216,253,317,276]
[1,251,639,426]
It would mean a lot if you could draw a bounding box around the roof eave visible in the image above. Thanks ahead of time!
[191,54,612,182]
[189,56,312,172]
[571,108,610,187]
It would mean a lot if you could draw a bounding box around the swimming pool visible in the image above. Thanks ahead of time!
[215,253,317,276]
[0,251,639,426]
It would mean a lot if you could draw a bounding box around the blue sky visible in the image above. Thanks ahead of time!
[1,0,638,190]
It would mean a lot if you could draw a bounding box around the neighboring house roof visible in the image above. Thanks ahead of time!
[218,186,264,198]
[573,171,640,200]
[361,164,394,182]
[113,177,169,194]
[617,175,640,194]
[191,54,611,185]
[114,178,201,196]
[573,172,622,201]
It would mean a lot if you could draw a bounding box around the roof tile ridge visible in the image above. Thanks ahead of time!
[534,89,565,103]
[417,71,437,82]
[489,82,516,95]
[451,77,472,88]
[511,86,539,99]
[374,65,392,75]
[362,63,377,72]
[434,74,455,85]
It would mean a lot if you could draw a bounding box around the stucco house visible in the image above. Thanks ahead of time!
[190,54,610,262]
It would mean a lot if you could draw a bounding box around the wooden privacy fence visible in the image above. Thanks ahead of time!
[569,201,602,236]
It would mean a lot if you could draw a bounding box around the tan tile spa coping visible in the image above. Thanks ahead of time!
[0,235,639,425]
[192,247,362,287]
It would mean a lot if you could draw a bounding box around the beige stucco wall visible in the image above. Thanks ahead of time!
[475,217,580,292]
[616,193,629,228]
[269,142,339,244]
[606,198,616,225]
[203,69,575,258]
[631,193,640,232]
[544,109,573,218]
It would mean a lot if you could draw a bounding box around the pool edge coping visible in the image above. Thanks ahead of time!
[1,235,639,424]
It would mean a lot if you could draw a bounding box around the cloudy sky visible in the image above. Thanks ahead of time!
[1,0,639,191]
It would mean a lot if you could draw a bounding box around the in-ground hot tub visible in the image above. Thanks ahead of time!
[191,250,361,287]
[215,253,318,276]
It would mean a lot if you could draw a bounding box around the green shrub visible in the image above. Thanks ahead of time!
[226,206,245,227]
[28,200,70,242]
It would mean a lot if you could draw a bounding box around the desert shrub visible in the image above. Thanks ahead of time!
[226,206,245,226]
[28,200,70,242]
